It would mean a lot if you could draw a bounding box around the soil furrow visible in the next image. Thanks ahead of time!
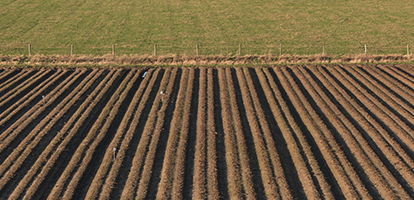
[227,68,258,199]
[395,65,414,81]
[323,66,414,196]
[339,66,413,136]
[392,66,414,86]
[193,68,207,199]
[182,68,199,199]
[0,70,86,170]
[382,66,414,94]
[136,68,181,199]
[172,68,196,199]
[351,66,414,135]
[0,69,96,199]
[96,68,162,200]
[0,69,68,128]
[297,66,406,199]
[254,67,322,199]
[5,69,103,200]
[266,67,343,199]
[333,66,414,160]
[24,69,121,200]
[63,69,141,200]
[119,68,173,200]
[313,65,414,197]
[1,65,414,199]
[368,67,414,119]
[156,68,189,199]
[0,70,31,97]
[0,69,20,88]
[142,68,182,200]
[0,70,42,105]
[82,68,148,200]
[237,67,285,199]
[115,68,167,200]
[0,69,88,155]
[217,67,244,199]
[210,68,224,199]
[277,66,370,199]
[0,70,48,105]
[0,69,57,112]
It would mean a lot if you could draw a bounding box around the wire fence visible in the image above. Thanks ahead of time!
[0,43,411,56]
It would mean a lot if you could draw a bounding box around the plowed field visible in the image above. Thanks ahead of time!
[1,65,414,199]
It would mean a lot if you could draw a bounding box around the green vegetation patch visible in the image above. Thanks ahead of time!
[1,0,414,55]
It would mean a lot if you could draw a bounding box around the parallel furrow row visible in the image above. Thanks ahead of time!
[0,65,414,199]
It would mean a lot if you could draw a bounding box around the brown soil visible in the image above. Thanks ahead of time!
[1,64,414,199]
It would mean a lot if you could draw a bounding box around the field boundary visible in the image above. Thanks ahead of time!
[0,53,413,66]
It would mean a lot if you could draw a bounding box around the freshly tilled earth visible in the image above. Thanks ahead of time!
[1,64,414,199]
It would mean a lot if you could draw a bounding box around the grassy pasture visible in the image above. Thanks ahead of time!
[1,0,414,55]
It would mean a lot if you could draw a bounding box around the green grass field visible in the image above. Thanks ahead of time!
[1,0,414,55]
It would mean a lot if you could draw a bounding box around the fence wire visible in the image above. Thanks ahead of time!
[0,43,411,56]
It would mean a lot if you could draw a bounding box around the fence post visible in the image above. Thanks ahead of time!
[364,44,367,54]
[279,43,282,55]
[71,45,74,56]
[323,43,325,54]
[196,44,199,56]
[407,44,410,56]
[112,44,115,55]
[238,43,241,56]
[28,44,31,56]
[154,44,157,56]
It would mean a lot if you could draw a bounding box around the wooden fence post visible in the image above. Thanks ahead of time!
[71,44,74,56]
[196,44,199,56]
[407,44,410,55]
[112,44,115,55]
[238,43,241,56]
[279,43,282,55]
[323,43,325,54]
[364,44,367,54]
[154,44,157,56]
[28,44,31,56]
